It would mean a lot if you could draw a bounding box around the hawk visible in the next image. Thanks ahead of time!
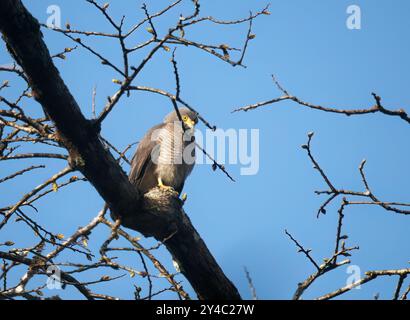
[129,108,198,195]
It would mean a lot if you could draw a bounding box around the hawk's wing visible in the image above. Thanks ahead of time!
[129,123,164,193]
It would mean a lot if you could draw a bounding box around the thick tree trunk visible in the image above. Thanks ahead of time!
[0,0,241,300]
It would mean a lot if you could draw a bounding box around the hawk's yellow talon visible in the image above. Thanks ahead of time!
[158,177,178,194]
[181,193,187,202]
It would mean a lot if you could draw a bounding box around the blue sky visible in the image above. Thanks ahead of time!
[1,0,409,299]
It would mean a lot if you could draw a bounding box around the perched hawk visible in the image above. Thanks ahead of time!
[129,108,198,195]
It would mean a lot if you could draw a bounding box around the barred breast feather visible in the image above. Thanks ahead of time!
[129,120,195,195]
[155,122,195,192]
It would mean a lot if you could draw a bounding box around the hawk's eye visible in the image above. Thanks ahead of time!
[182,116,188,121]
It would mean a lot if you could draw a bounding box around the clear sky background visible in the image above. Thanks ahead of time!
[1,0,409,299]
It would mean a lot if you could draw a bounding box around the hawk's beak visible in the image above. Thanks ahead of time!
[184,117,195,129]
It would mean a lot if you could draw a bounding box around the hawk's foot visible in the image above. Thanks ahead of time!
[157,177,178,194]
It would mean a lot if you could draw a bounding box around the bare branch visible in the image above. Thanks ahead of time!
[317,268,410,300]
[0,165,44,184]
[234,76,410,126]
